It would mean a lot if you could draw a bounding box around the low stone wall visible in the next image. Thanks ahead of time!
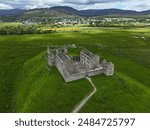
[65,67,104,82]
[87,68,104,77]
[66,72,87,82]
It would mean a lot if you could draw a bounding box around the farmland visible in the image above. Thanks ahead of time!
[0,25,150,112]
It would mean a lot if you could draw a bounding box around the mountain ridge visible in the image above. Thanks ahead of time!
[0,9,24,16]
[0,6,150,17]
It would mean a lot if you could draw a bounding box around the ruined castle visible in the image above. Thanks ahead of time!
[47,46,114,82]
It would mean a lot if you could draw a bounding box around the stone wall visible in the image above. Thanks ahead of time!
[80,50,100,70]
[47,46,114,83]
[65,71,86,82]
[87,67,104,77]
[48,53,55,66]
[89,55,100,69]
[64,67,104,82]
[55,55,64,76]
[103,62,114,76]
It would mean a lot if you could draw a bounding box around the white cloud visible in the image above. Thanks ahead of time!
[0,0,63,9]
[64,0,127,5]
[0,3,14,9]
[116,0,150,11]
[0,0,150,10]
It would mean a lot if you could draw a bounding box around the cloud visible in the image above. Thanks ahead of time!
[117,0,150,11]
[1,0,63,9]
[0,3,14,9]
[136,3,150,11]
[0,0,150,11]
[63,0,127,5]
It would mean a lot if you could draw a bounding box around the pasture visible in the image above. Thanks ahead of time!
[0,26,150,112]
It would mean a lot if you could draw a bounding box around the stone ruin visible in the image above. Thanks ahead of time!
[47,46,114,82]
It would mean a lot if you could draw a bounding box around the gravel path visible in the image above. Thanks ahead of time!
[72,77,97,113]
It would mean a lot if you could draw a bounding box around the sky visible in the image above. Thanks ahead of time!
[0,0,150,11]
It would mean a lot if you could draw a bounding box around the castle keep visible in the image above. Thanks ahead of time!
[47,46,114,82]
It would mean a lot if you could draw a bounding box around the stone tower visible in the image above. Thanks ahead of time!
[80,49,99,70]
[104,63,114,76]
[47,46,55,66]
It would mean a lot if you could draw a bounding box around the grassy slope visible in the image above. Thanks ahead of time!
[80,40,150,112]
[80,51,150,112]
[16,52,92,112]
[81,73,150,113]
[0,27,150,112]
[117,48,150,68]
[0,47,44,112]
[0,22,22,27]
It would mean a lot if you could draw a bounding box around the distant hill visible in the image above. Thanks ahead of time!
[140,10,150,15]
[22,6,80,17]
[17,7,80,20]
[0,6,150,21]
[80,9,138,16]
[0,9,24,16]
[50,6,80,15]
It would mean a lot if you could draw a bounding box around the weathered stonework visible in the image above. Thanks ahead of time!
[47,46,114,82]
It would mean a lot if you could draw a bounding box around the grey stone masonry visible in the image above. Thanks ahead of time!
[47,46,114,82]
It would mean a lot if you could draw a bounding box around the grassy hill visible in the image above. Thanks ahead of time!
[81,48,150,112]
[0,45,44,112]
[20,8,78,18]
[0,7,79,22]
[16,52,92,112]
[0,9,24,16]
[0,26,150,112]
[1,6,150,17]
[1,7,150,22]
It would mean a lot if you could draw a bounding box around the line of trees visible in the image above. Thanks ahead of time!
[0,25,54,35]
[89,21,150,28]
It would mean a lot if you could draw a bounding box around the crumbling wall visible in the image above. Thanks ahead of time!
[48,53,55,66]
[65,72,87,82]
[87,68,104,77]
[55,55,64,76]
[47,46,114,83]
[89,55,100,70]
[64,67,104,82]
[104,62,114,76]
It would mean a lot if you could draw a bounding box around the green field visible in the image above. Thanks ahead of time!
[0,22,22,27]
[0,26,150,112]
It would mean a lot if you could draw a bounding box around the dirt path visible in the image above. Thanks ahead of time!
[72,77,97,113]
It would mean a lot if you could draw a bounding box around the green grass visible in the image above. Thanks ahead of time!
[80,72,150,113]
[0,22,22,27]
[16,52,92,112]
[0,47,44,112]
[115,48,150,68]
[0,27,149,47]
[0,26,150,112]
[80,45,150,113]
